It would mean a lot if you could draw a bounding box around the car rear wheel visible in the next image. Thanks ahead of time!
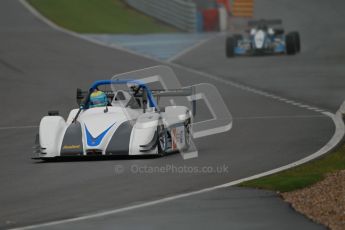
[286,33,297,55]
[290,31,301,52]
[157,125,168,156]
[183,119,191,151]
[48,110,59,116]
[226,37,235,57]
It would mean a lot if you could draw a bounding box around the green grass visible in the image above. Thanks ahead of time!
[240,143,345,192]
[28,0,177,34]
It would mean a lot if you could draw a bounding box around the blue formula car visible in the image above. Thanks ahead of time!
[226,19,300,57]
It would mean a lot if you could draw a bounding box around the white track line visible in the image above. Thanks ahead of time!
[16,1,345,229]
[19,0,158,61]
[171,62,329,114]
[11,112,344,230]
[19,0,329,114]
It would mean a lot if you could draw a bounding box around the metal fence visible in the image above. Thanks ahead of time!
[125,0,198,32]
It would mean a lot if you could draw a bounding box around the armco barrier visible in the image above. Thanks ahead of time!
[125,0,197,32]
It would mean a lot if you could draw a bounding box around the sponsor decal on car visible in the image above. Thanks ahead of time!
[171,126,185,151]
[62,145,81,150]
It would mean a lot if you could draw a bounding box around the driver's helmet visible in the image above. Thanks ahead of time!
[89,88,108,108]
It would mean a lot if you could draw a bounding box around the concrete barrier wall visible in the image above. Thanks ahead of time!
[125,0,197,32]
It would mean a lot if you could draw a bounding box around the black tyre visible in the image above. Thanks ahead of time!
[157,125,168,156]
[233,34,243,52]
[286,33,297,55]
[226,37,235,57]
[48,110,59,116]
[290,31,300,52]
[183,119,191,151]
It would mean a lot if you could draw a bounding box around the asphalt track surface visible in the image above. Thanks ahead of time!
[0,0,343,229]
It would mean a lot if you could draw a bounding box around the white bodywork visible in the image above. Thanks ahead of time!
[37,96,191,158]
[254,30,265,49]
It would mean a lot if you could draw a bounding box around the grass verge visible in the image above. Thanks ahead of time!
[240,142,345,192]
[28,0,177,34]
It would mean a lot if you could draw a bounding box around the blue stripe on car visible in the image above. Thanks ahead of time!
[275,43,285,53]
[85,123,115,147]
[235,47,246,54]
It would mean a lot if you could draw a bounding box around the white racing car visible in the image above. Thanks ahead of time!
[33,78,195,160]
[226,19,301,57]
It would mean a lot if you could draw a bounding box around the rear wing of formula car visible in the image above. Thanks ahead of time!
[248,19,282,26]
